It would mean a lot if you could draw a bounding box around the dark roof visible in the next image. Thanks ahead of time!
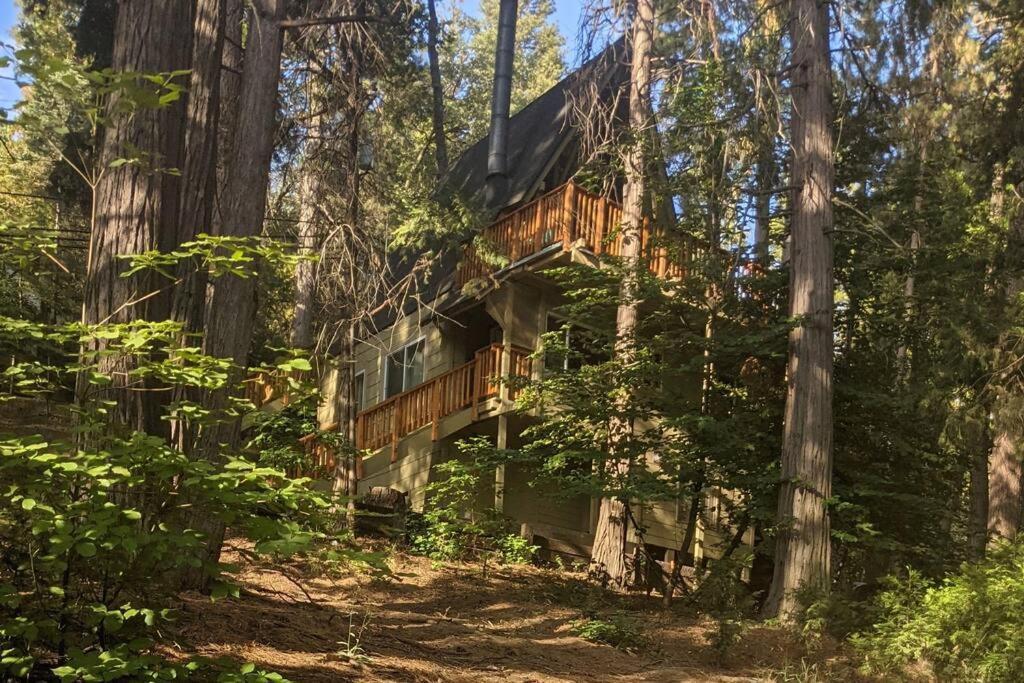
[357,40,629,342]
[443,39,628,213]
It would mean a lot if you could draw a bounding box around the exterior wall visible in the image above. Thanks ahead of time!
[357,426,438,510]
[503,462,591,535]
[318,311,454,428]
[316,273,743,564]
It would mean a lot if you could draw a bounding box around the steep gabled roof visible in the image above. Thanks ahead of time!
[443,38,628,213]
[358,40,629,341]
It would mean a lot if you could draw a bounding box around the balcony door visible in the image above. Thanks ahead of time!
[383,338,425,399]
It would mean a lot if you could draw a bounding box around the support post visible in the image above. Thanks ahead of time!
[471,349,483,420]
[495,413,508,512]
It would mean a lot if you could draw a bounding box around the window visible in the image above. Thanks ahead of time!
[383,338,425,399]
[353,371,365,413]
[544,315,610,372]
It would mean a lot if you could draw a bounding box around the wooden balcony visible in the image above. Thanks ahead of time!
[355,342,532,460]
[455,180,688,289]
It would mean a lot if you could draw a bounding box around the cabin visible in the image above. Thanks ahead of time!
[311,44,748,566]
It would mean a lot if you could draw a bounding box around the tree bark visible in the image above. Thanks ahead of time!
[290,108,322,350]
[968,410,992,559]
[589,0,653,590]
[986,179,1024,546]
[754,143,775,264]
[763,0,835,621]
[81,0,194,435]
[203,0,283,381]
[174,0,225,328]
[215,0,245,227]
[171,0,226,453]
[330,322,359,521]
[987,431,1021,544]
[426,0,448,178]
[184,0,285,586]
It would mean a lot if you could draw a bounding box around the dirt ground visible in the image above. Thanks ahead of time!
[168,547,865,683]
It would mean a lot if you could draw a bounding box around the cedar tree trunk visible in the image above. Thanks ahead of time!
[589,0,653,589]
[763,0,835,621]
[81,0,194,435]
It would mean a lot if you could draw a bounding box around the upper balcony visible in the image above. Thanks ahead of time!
[455,180,688,289]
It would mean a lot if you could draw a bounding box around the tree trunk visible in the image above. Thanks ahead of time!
[895,148,925,380]
[986,179,1024,546]
[988,431,1021,544]
[171,0,226,453]
[290,108,322,350]
[968,408,992,559]
[754,144,774,264]
[174,0,225,328]
[80,0,194,435]
[203,0,283,384]
[185,0,284,587]
[330,322,358,521]
[589,0,653,590]
[763,0,835,622]
[215,0,245,226]
[426,0,448,178]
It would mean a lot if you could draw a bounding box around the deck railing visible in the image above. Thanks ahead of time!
[356,342,532,461]
[244,369,306,408]
[292,432,338,480]
[455,181,689,288]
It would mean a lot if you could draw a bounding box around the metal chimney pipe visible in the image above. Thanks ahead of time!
[486,0,518,204]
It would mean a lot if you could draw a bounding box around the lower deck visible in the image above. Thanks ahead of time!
[355,406,745,566]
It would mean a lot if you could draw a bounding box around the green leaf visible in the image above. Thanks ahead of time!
[21,498,36,510]
[75,541,97,558]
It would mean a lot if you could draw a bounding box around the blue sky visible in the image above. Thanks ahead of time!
[0,0,582,112]
[0,0,17,110]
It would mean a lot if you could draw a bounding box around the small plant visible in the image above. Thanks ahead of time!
[408,440,537,565]
[215,661,291,682]
[335,613,371,665]
[495,531,539,565]
[765,659,839,683]
[570,612,646,652]
[244,402,318,473]
[690,554,753,662]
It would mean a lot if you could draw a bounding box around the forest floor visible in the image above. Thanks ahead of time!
[168,544,868,683]
[0,401,867,682]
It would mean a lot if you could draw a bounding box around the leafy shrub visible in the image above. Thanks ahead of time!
[853,542,1024,681]
[408,441,537,565]
[570,612,646,651]
[690,555,754,660]
[495,532,539,565]
[0,430,341,680]
[0,311,369,679]
[244,400,334,475]
[797,585,877,643]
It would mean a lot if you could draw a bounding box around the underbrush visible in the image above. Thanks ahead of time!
[407,440,538,566]
[852,542,1024,682]
[245,401,342,476]
[0,428,370,681]
[570,612,647,651]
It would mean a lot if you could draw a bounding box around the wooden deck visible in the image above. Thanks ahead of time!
[455,180,688,288]
[356,342,531,460]
[289,182,690,479]
[279,345,531,480]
